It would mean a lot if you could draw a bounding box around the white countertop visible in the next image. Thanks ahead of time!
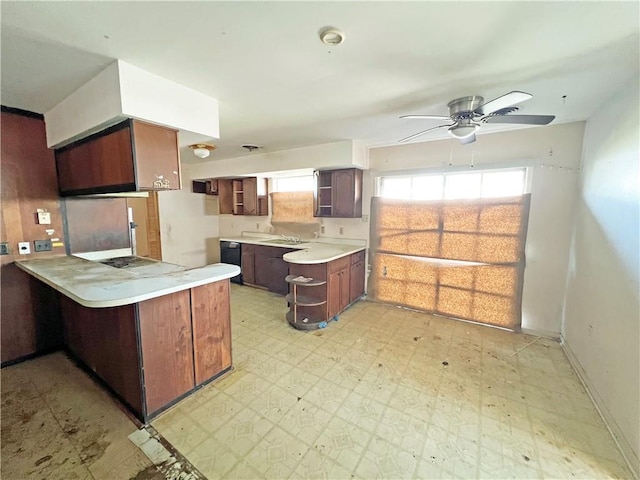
[15,255,240,308]
[220,235,366,264]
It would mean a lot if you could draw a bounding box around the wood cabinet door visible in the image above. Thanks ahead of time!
[332,169,356,217]
[218,179,234,214]
[253,245,271,288]
[132,120,181,190]
[241,244,256,284]
[339,267,351,311]
[266,256,292,295]
[243,177,258,215]
[138,290,195,415]
[350,260,365,304]
[191,281,232,385]
[327,270,341,319]
[56,125,135,195]
[60,296,143,416]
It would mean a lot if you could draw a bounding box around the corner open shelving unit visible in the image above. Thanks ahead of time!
[285,274,329,330]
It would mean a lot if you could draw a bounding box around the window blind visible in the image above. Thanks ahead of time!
[369,194,530,330]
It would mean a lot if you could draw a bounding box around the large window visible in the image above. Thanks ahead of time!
[272,175,315,192]
[371,168,531,330]
[379,168,528,201]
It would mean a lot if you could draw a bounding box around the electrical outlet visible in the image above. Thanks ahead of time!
[339,227,344,235]
[18,242,31,254]
[34,239,52,252]
[0,243,9,255]
[321,226,325,234]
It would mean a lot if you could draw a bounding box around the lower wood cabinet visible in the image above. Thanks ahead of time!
[244,245,294,295]
[60,280,232,421]
[191,281,232,385]
[288,250,366,323]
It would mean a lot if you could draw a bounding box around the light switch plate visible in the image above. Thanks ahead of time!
[0,243,9,255]
[18,242,31,254]
[37,211,51,224]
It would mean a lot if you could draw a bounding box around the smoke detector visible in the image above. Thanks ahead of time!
[319,27,345,46]
[189,144,216,158]
[242,144,261,152]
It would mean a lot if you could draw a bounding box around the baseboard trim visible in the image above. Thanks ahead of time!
[561,337,639,479]
[521,327,561,340]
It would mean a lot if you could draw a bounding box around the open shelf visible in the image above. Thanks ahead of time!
[285,293,326,307]
[286,311,332,331]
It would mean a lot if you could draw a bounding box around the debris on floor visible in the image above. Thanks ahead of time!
[128,426,205,480]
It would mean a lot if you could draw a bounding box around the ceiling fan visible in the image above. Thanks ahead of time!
[399,91,555,145]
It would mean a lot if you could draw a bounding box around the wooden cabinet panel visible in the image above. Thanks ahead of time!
[253,245,293,294]
[241,244,256,284]
[328,255,351,274]
[327,270,342,319]
[218,179,234,214]
[191,281,232,385]
[55,119,180,196]
[350,260,365,304]
[59,296,143,415]
[243,177,258,215]
[314,168,362,218]
[138,290,195,415]
[56,125,135,194]
[132,120,180,190]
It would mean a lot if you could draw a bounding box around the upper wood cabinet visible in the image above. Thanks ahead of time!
[214,177,268,216]
[314,168,363,218]
[55,119,181,196]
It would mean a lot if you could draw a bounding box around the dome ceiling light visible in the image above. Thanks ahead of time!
[189,143,216,158]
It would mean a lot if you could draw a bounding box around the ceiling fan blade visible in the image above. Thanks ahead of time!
[399,114,451,120]
[398,124,453,143]
[475,91,532,115]
[460,133,476,145]
[484,114,555,125]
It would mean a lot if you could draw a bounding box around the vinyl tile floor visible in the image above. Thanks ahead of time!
[152,284,634,479]
[1,352,162,480]
[1,284,634,480]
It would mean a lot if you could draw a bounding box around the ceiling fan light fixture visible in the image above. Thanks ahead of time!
[189,143,216,159]
[448,123,478,139]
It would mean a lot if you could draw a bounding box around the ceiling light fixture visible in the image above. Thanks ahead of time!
[448,120,478,139]
[189,143,216,158]
[319,27,345,46]
[242,144,261,152]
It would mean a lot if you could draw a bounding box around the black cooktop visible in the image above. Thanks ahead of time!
[99,256,156,269]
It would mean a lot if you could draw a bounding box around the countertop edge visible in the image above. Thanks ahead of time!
[283,246,366,264]
[15,260,240,308]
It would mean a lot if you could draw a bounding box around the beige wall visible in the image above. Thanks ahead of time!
[562,76,639,476]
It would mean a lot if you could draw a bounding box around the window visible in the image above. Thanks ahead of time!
[379,168,527,200]
[372,167,531,330]
[272,175,315,192]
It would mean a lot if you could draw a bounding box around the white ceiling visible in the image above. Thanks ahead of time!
[1,2,638,162]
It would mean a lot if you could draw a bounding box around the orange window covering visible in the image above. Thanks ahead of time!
[369,195,530,330]
[270,191,319,225]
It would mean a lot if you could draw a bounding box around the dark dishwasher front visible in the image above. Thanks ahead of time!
[220,241,242,284]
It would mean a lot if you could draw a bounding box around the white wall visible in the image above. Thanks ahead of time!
[369,122,585,336]
[157,175,220,268]
[561,76,639,476]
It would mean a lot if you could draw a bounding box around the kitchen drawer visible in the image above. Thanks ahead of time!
[351,250,365,265]
[328,255,351,274]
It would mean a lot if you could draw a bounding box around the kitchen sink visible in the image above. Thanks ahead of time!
[260,239,307,246]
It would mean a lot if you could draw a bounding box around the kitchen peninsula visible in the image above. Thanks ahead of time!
[16,255,239,422]
[220,235,367,328]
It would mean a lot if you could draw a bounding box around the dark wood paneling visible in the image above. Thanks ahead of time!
[59,296,142,415]
[253,245,294,294]
[132,120,180,190]
[328,270,342,319]
[146,192,163,260]
[138,291,195,414]
[56,126,135,193]
[191,281,232,385]
[65,197,130,253]
[0,111,66,363]
[1,267,63,363]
